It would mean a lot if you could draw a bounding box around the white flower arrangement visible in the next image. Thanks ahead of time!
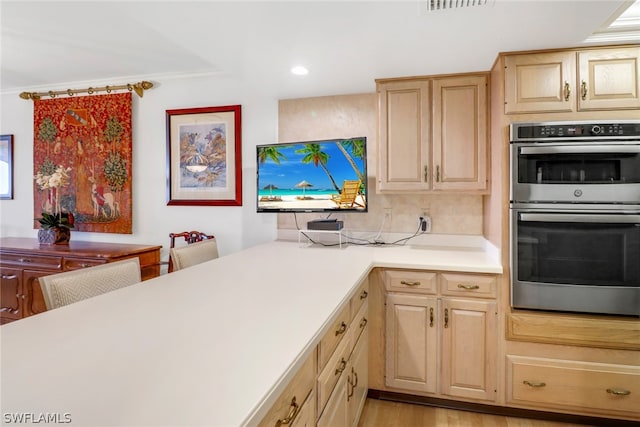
[34,165,71,191]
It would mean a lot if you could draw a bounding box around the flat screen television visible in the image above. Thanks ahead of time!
[257,137,367,213]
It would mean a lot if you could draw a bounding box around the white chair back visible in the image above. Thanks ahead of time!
[39,258,141,310]
[169,238,219,271]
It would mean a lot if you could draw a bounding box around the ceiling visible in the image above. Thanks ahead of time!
[0,0,636,100]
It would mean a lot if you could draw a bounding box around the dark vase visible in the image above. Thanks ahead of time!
[38,227,71,245]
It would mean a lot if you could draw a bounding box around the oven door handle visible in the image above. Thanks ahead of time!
[519,213,640,223]
[519,145,640,155]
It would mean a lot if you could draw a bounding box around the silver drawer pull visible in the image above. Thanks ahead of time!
[1,274,18,280]
[400,280,420,287]
[523,380,546,388]
[457,284,480,290]
[17,258,33,263]
[606,388,631,396]
[78,263,92,268]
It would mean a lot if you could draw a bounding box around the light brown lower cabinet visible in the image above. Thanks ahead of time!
[260,279,369,427]
[384,269,498,402]
[317,374,349,427]
[318,300,369,427]
[507,355,640,420]
[257,353,316,427]
[290,391,315,427]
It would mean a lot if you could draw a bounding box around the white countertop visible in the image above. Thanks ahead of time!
[0,238,502,426]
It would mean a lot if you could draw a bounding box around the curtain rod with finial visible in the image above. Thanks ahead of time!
[19,80,154,100]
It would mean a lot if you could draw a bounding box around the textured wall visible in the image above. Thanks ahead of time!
[277,94,483,235]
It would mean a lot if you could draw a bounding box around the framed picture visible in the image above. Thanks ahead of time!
[166,105,242,206]
[0,134,13,200]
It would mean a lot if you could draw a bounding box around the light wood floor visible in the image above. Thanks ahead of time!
[357,399,591,427]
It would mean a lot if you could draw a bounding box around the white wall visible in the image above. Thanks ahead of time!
[0,75,281,260]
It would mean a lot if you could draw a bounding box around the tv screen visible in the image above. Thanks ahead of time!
[257,137,367,213]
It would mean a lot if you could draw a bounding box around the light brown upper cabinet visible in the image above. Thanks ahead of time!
[376,73,488,193]
[504,46,640,114]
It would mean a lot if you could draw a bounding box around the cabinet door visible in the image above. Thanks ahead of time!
[432,75,488,192]
[23,270,50,317]
[440,298,497,401]
[377,80,430,192]
[385,293,437,393]
[290,392,315,427]
[578,47,640,111]
[317,373,349,427]
[504,51,576,113]
[0,267,23,323]
[348,326,368,427]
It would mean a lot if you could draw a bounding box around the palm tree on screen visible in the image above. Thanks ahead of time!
[336,138,366,184]
[295,143,340,192]
[258,146,286,164]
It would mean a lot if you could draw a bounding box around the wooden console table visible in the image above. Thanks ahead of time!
[0,237,161,324]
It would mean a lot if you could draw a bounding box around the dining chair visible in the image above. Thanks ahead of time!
[39,258,141,310]
[169,238,219,271]
[166,231,215,273]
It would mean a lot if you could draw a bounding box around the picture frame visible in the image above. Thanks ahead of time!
[0,134,13,200]
[166,105,242,206]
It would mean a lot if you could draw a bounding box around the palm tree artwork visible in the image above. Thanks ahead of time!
[335,137,366,203]
[258,146,286,164]
[295,143,341,192]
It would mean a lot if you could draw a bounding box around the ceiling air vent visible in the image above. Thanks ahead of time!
[423,0,488,12]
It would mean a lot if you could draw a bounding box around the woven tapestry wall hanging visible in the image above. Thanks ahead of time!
[33,93,133,234]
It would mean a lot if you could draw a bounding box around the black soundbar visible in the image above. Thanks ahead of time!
[307,219,343,231]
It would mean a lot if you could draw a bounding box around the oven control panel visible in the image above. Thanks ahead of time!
[512,121,640,141]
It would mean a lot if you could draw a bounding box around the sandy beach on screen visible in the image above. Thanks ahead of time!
[258,194,366,210]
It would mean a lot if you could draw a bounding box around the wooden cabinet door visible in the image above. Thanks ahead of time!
[290,392,315,427]
[432,75,488,192]
[317,373,349,427]
[22,270,50,317]
[348,327,368,427]
[440,298,497,401]
[377,80,430,192]
[0,267,23,323]
[385,293,437,393]
[578,47,640,111]
[504,51,576,113]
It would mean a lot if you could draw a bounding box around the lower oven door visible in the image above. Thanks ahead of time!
[511,209,640,316]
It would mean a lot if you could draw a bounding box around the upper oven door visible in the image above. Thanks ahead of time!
[510,143,640,204]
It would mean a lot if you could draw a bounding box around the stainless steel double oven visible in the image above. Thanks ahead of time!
[510,120,640,316]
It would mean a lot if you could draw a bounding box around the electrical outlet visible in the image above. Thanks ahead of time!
[419,214,432,233]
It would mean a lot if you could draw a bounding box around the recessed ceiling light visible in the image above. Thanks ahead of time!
[291,66,309,76]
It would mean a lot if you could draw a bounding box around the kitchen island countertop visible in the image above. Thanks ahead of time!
[0,238,501,426]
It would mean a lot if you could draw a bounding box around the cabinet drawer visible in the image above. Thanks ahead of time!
[349,301,368,356]
[0,253,62,271]
[385,270,437,294]
[63,258,107,270]
[440,273,496,298]
[257,351,315,427]
[350,279,369,322]
[317,334,351,417]
[507,355,640,416]
[318,304,350,370]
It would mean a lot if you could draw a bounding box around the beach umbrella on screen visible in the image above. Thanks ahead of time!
[295,180,313,197]
[263,184,278,197]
